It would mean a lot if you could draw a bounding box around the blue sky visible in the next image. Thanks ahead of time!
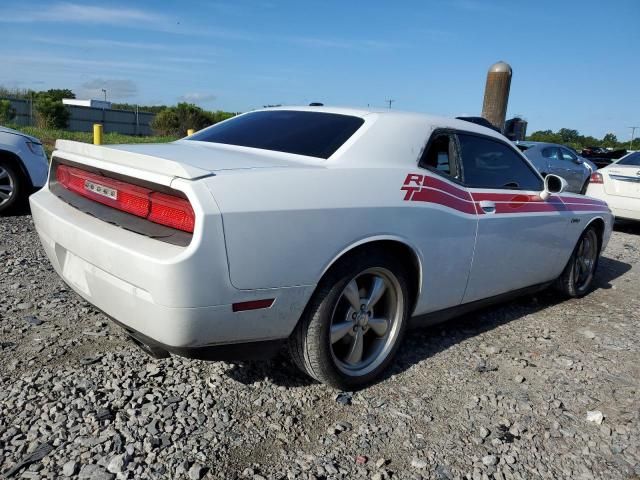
[1,0,638,139]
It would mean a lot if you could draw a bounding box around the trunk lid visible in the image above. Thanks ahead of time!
[54,139,318,183]
[603,165,640,199]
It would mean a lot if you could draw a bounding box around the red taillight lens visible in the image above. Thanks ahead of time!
[590,172,603,184]
[56,164,195,233]
[57,164,151,217]
[148,192,195,232]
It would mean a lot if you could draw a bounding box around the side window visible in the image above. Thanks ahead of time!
[541,147,559,160]
[560,148,577,162]
[457,133,543,191]
[418,133,459,179]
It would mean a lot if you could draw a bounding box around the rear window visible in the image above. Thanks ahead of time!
[618,152,640,166]
[188,110,364,159]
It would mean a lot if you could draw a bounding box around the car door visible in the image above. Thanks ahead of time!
[405,130,478,315]
[456,133,572,303]
[555,147,585,192]
[540,146,560,175]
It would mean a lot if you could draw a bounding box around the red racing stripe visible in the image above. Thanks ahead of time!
[470,191,563,204]
[421,176,473,201]
[560,196,608,207]
[402,173,610,216]
[410,187,477,214]
[492,202,567,214]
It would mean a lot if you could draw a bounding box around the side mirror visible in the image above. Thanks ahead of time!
[540,174,567,200]
[574,158,583,164]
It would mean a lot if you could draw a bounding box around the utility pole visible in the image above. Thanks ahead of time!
[385,99,395,109]
[101,89,107,102]
[628,126,639,150]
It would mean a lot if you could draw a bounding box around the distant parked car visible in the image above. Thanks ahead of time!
[582,146,609,156]
[516,141,596,194]
[0,126,49,213]
[582,148,628,169]
[586,152,640,221]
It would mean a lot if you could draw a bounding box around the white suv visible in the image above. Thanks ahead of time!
[0,126,49,213]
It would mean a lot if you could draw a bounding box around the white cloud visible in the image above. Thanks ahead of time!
[285,35,402,51]
[178,92,217,105]
[0,2,253,40]
[2,54,184,73]
[164,57,218,65]
[78,79,138,100]
[0,2,168,26]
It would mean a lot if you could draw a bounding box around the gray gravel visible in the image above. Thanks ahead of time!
[1,213,639,479]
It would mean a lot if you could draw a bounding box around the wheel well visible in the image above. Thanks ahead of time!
[0,149,32,190]
[588,218,605,250]
[323,240,421,314]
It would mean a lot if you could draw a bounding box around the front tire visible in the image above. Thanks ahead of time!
[289,248,411,390]
[554,225,600,297]
[0,162,22,214]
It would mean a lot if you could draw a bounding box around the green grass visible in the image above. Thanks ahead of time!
[11,125,178,158]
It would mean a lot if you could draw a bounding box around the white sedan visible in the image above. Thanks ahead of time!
[586,152,640,221]
[30,107,613,389]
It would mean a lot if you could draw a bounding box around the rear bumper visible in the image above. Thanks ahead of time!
[30,185,314,351]
[611,207,640,221]
[114,315,286,361]
[586,185,640,221]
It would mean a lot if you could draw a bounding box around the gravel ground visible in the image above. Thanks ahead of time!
[1,212,639,480]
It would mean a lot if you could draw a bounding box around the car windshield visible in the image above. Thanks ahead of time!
[188,110,365,159]
[617,152,640,166]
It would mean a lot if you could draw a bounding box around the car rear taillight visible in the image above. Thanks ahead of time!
[589,172,603,184]
[56,164,195,233]
[148,192,195,233]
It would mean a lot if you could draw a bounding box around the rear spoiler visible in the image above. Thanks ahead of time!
[54,140,212,183]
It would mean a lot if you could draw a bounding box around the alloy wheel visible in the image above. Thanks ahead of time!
[329,267,404,377]
[0,165,16,207]
[574,229,598,292]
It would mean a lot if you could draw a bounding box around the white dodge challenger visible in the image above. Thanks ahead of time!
[30,107,613,389]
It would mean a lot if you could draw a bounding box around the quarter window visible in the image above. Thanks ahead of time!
[419,133,459,179]
[457,133,543,190]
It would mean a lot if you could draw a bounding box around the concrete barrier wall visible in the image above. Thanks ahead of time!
[2,98,156,136]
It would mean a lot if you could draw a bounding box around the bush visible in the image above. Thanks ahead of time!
[0,99,16,124]
[34,94,69,129]
[151,103,215,136]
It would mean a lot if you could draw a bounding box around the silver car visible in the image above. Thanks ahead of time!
[516,141,596,194]
[0,126,49,213]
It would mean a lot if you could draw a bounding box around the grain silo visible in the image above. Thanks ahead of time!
[481,61,512,132]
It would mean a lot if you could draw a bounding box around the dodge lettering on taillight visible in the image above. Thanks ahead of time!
[84,179,118,200]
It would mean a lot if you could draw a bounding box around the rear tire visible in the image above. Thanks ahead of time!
[289,247,411,390]
[554,225,600,297]
[0,162,22,214]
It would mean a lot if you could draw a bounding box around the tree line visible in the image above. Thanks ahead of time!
[1,86,634,147]
[527,128,633,152]
[0,86,236,136]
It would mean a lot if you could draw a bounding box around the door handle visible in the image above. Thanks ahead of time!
[479,200,496,214]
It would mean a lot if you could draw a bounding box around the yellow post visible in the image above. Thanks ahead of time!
[187,129,195,136]
[93,124,103,145]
